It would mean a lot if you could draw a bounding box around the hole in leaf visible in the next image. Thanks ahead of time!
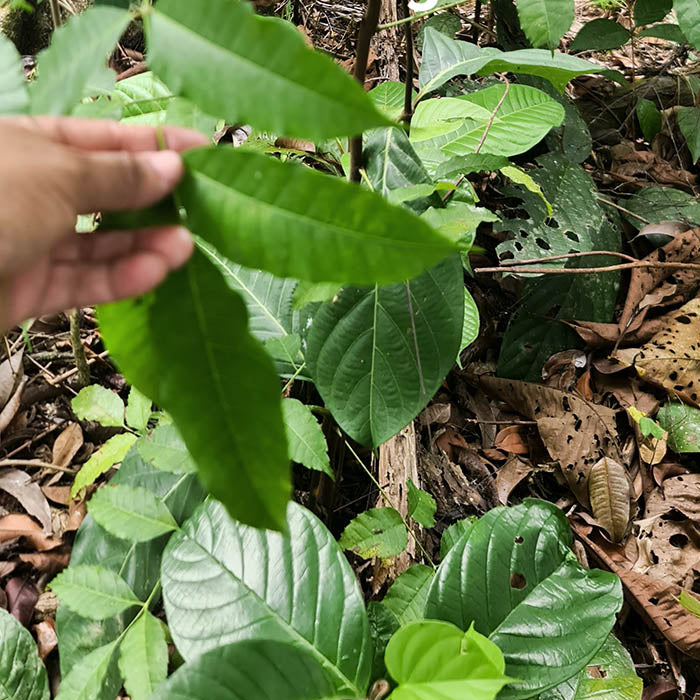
[510,573,527,589]
[565,230,579,242]
[670,533,689,548]
[535,237,552,251]
[514,536,524,544]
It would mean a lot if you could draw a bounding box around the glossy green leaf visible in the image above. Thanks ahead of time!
[30,6,131,115]
[150,640,343,700]
[179,148,455,286]
[515,0,574,49]
[418,29,602,98]
[674,0,700,49]
[88,484,178,542]
[539,635,642,700]
[621,185,700,230]
[440,517,476,558]
[137,424,197,474]
[569,19,630,52]
[118,612,168,700]
[635,0,672,25]
[161,500,372,696]
[306,255,463,447]
[407,480,436,528]
[51,565,141,620]
[636,98,662,143]
[678,106,700,162]
[126,387,151,432]
[71,433,139,498]
[638,24,686,42]
[0,33,28,114]
[385,621,512,700]
[339,507,408,559]
[146,0,390,141]
[426,499,623,699]
[382,564,434,625]
[282,399,332,477]
[72,385,125,428]
[657,403,700,453]
[55,641,119,700]
[0,608,49,700]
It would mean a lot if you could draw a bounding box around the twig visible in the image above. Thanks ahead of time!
[595,196,650,224]
[475,260,700,275]
[0,459,74,474]
[69,309,90,388]
[47,350,109,386]
[499,250,639,267]
[48,0,62,27]
[350,0,383,183]
[400,0,414,122]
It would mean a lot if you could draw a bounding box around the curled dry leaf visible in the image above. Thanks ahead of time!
[0,350,23,409]
[33,619,57,660]
[0,468,51,534]
[5,576,38,627]
[0,514,61,551]
[51,422,84,469]
[0,376,26,433]
[588,457,631,543]
[493,425,529,454]
[495,455,533,505]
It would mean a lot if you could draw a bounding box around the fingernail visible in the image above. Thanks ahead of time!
[141,150,183,185]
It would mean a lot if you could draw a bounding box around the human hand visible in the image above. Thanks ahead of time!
[0,116,209,332]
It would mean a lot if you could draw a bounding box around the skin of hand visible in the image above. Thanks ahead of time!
[0,116,209,333]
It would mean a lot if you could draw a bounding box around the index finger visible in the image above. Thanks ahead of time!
[16,116,210,152]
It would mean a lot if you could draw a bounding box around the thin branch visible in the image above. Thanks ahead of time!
[350,0,383,183]
[0,459,74,474]
[475,260,700,275]
[48,0,62,28]
[400,0,414,122]
[595,196,650,224]
[69,308,90,388]
[498,250,639,267]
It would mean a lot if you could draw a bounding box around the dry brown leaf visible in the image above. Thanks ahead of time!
[479,376,622,506]
[40,485,71,507]
[494,425,529,455]
[495,456,533,504]
[19,551,70,577]
[0,376,26,433]
[419,403,451,426]
[0,514,60,551]
[613,297,700,408]
[0,469,51,534]
[5,577,38,627]
[0,561,17,578]
[33,619,57,660]
[588,457,631,542]
[0,350,23,409]
[51,422,83,469]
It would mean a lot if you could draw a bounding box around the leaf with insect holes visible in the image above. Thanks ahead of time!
[119,611,168,700]
[407,480,436,528]
[282,399,332,477]
[72,385,125,428]
[588,457,630,543]
[339,507,408,560]
[70,433,138,498]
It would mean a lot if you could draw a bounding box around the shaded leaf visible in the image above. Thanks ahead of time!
[677,106,700,163]
[634,0,672,25]
[621,186,700,231]
[440,518,476,558]
[588,457,630,542]
[407,480,436,528]
[339,507,408,559]
[638,23,686,42]
[0,608,49,700]
[370,81,415,121]
[137,424,197,474]
[118,611,168,700]
[382,564,434,625]
[636,98,662,143]
[569,19,630,52]
[674,0,700,49]
[282,399,331,477]
[126,387,151,432]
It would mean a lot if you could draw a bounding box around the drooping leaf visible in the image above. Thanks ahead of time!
[72,385,125,428]
[501,164,552,216]
[161,500,372,696]
[385,620,512,700]
[150,640,342,700]
[425,499,623,698]
[636,98,662,143]
[306,255,463,447]
[178,147,455,286]
[407,480,437,528]
[657,403,700,453]
[677,106,700,163]
[382,564,435,625]
[0,33,28,114]
[421,202,498,247]
[137,424,197,474]
[71,433,139,498]
[418,29,602,98]
[338,507,408,559]
[282,399,332,477]
[674,0,700,49]
[30,6,131,115]
[125,387,151,433]
[88,484,179,542]
[146,0,390,141]
[569,19,630,52]
[515,0,574,49]
[0,608,49,700]
[118,611,168,700]
[55,641,119,700]
[588,457,630,543]
[634,0,672,25]
[51,565,142,620]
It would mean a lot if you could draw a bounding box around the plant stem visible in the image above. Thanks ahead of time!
[69,308,90,388]
[400,0,414,122]
[378,0,470,29]
[350,0,383,183]
[48,0,62,27]
[475,260,700,275]
[499,250,639,267]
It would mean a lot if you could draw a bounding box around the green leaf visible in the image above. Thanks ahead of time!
[137,424,197,474]
[0,33,28,114]
[146,0,390,141]
[71,433,139,498]
[426,499,623,698]
[678,106,700,162]
[674,0,700,49]
[72,385,125,428]
[440,517,476,558]
[293,282,342,309]
[179,147,455,286]
[88,484,178,542]
[621,186,700,230]
[657,403,700,453]
[515,0,574,49]
[636,98,662,143]
[306,255,463,447]
[370,82,415,122]
[458,290,479,363]
[539,635,642,700]
[51,565,141,620]
[418,29,602,98]
[30,6,131,115]
[385,621,512,700]
[113,71,173,124]
[434,154,511,177]
[638,24,686,42]
[282,399,332,477]
[422,202,498,248]
[569,19,630,52]
[125,387,151,433]
[55,641,119,700]
[501,165,552,216]
[118,612,168,700]
[0,608,49,700]
[417,12,462,51]
[679,590,700,617]
[161,500,372,696]
[407,480,436,528]
[635,0,672,25]
[368,602,400,683]
[150,640,342,700]
[382,564,434,625]
[338,507,408,559]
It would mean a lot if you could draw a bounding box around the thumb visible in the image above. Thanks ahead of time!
[71,150,185,214]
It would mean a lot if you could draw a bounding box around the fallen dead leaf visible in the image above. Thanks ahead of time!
[19,551,70,577]
[588,457,631,542]
[0,469,51,534]
[5,577,38,627]
[0,514,60,551]
[419,403,452,426]
[0,350,23,409]
[495,456,533,504]
[40,485,71,507]
[33,619,57,660]
[0,376,26,433]
[51,422,83,469]
[494,425,529,455]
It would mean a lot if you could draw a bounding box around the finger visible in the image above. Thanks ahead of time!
[15,116,210,152]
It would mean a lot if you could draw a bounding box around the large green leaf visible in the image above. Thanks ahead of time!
[0,608,49,700]
[113,71,173,124]
[0,33,28,114]
[381,564,434,626]
[161,500,372,696]
[385,621,512,700]
[150,640,343,700]
[178,148,455,286]
[118,612,168,700]
[146,0,390,141]
[101,249,291,530]
[306,255,463,447]
[539,635,642,700]
[418,29,601,98]
[30,6,131,115]
[425,499,623,699]
[674,0,700,49]
[657,403,700,453]
[55,641,119,700]
[515,0,574,49]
